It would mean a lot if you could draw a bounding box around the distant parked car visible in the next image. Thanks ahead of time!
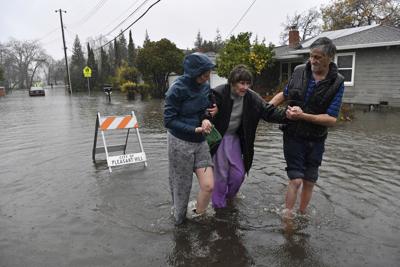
[29,86,45,96]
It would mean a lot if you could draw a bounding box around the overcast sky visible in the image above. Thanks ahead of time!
[0,0,331,60]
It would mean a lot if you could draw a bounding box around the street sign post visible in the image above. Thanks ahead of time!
[83,66,92,94]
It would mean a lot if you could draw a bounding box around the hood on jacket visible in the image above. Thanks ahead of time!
[183,52,215,79]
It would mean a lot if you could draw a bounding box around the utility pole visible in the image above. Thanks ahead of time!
[55,9,72,94]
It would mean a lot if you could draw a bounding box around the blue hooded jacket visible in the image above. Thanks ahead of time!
[164,53,215,142]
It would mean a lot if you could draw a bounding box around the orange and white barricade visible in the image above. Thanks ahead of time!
[92,111,147,172]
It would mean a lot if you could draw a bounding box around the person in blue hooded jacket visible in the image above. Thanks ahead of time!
[164,52,217,225]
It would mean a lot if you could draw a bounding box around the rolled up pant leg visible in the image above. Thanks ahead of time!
[168,133,194,225]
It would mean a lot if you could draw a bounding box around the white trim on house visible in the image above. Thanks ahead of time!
[273,54,304,60]
[288,40,400,55]
[336,41,400,50]
[335,52,356,86]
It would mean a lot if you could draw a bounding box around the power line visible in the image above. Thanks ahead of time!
[70,0,109,27]
[104,0,150,37]
[41,36,60,46]
[62,27,77,53]
[227,0,257,38]
[34,2,106,45]
[100,0,143,34]
[37,27,59,42]
[97,0,161,50]
[76,0,144,47]
[64,26,78,41]
[80,0,108,25]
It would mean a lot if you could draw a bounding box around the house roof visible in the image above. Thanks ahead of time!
[274,25,400,59]
[274,45,303,60]
[300,24,379,47]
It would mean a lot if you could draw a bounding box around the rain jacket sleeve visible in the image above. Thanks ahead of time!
[199,91,216,121]
[164,86,196,134]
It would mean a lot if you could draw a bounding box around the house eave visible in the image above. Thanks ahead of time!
[287,40,400,55]
[273,54,304,60]
[337,41,400,50]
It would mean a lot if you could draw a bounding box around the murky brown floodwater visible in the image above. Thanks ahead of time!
[0,87,399,267]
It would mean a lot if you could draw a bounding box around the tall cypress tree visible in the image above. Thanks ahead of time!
[127,30,136,67]
[214,29,225,52]
[100,47,111,85]
[107,44,115,75]
[194,31,203,51]
[114,39,121,68]
[144,30,150,46]
[70,35,86,91]
[86,43,98,89]
[118,32,128,64]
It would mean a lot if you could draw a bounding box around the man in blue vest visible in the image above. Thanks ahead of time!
[270,37,345,219]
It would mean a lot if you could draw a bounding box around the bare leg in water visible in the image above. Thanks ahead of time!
[284,178,303,218]
[299,180,315,214]
[195,167,214,214]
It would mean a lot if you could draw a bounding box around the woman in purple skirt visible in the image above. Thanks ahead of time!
[210,65,286,208]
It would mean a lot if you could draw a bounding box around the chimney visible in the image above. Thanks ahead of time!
[288,25,300,48]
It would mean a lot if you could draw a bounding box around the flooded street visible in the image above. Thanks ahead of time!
[1,87,399,267]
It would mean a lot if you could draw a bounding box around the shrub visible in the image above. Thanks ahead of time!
[121,81,137,100]
[121,81,136,93]
[137,83,151,100]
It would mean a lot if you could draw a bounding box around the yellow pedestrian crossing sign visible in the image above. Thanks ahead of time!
[83,66,92,78]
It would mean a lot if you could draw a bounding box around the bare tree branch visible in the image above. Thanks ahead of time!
[280,8,322,45]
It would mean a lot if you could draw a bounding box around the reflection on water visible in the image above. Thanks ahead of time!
[168,208,254,267]
[0,88,399,266]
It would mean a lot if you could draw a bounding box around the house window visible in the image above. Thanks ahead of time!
[335,52,355,86]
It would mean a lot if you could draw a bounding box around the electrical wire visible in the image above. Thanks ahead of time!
[36,27,59,42]
[62,27,79,52]
[97,0,161,50]
[41,36,60,46]
[227,0,257,38]
[70,0,109,27]
[104,0,150,37]
[64,26,79,41]
[64,0,149,53]
[99,0,142,33]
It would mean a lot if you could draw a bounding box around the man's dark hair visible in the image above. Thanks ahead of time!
[228,64,253,85]
[310,37,336,58]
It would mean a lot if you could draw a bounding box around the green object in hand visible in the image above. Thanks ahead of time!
[206,126,222,149]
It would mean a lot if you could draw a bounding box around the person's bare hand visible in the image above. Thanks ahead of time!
[195,127,204,134]
[286,106,303,120]
[202,119,212,134]
[207,104,218,117]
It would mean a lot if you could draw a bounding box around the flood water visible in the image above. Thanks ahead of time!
[0,87,399,267]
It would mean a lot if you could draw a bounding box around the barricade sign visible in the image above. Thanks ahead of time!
[92,111,147,172]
